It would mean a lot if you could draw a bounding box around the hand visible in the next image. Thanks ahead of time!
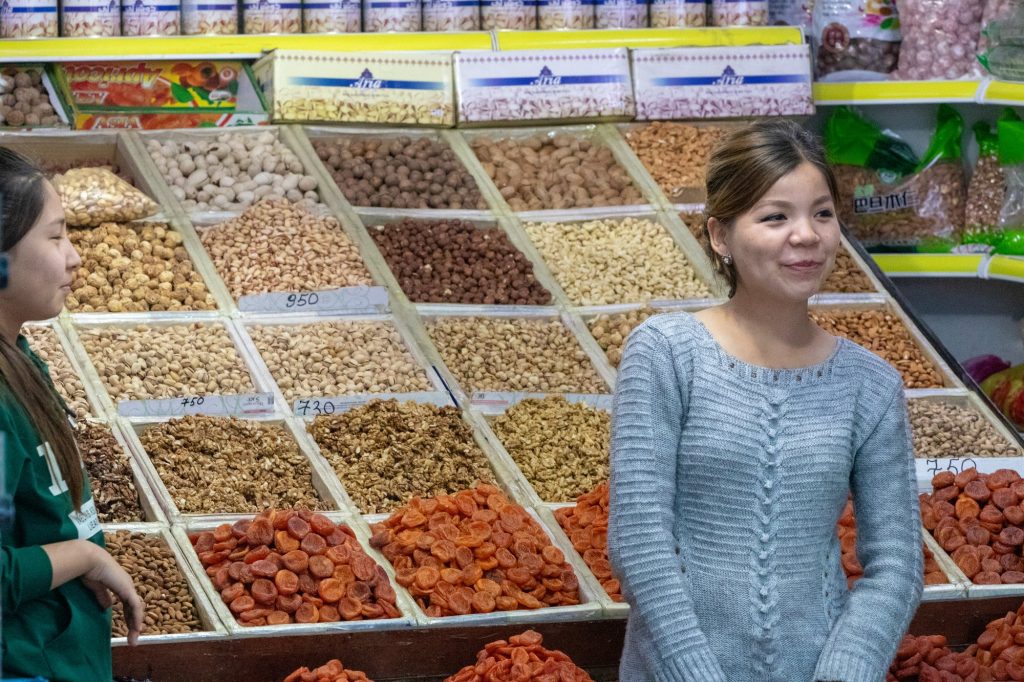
[82,543,145,646]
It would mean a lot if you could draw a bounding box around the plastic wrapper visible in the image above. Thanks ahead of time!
[979,0,1017,50]
[965,120,1005,233]
[481,0,537,28]
[0,0,58,37]
[649,0,705,26]
[537,0,595,28]
[53,168,159,227]
[979,7,1024,79]
[711,0,767,25]
[62,0,121,36]
[595,0,648,27]
[826,105,966,247]
[242,0,300,32]
[303,0,361,31]
[812,0,900,79]
[363,0,422,30]
[997,108,1024,232]
[769,0,810,26]
[423,0,481,30]
[122,0,181,34]
[181,0,238,34]
[896,0,984,80]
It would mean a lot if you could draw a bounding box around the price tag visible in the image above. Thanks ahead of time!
[238,286,389,315]
[118,393,276,418]
[294,391,453,417]
[914,457,1024,490]
[471,392,613,415]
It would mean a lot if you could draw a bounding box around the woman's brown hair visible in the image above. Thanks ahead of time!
[0,146,83,510]
[700,119,840,298]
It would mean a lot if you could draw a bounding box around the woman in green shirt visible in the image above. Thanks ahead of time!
[0,147,144,681]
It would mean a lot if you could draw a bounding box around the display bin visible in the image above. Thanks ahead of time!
[413,306,614,405]
[359,505,606,628]
[24,318,109,419]
[470,392,612,508]
[920,530,972,601]
[510,208,719,307]
[457,124,659,219]
[119,413,352,524]
[235,311,449,414]
[107,524,228,647]
[170,513,417,638]
[358,211,571,310]
[296,391,537,516]
[65,315,283,419]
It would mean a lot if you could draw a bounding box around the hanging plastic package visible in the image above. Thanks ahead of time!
[812,0,900,79]
[896,0,984,80]
[997,108,1024,233]
[826,105,966,247]
[768,0,811,26]
[965,120,1005,234]
[979,6,1024,80]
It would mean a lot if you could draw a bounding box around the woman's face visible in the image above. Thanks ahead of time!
[710,161,840,303]
[0,180,80,324]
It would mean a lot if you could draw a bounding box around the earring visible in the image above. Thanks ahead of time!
[721,254,733,266]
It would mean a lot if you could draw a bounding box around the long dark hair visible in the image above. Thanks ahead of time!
[0,147,83,509]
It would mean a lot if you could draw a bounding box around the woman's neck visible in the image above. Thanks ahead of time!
[720,287,818,348]
[0,313,23,347]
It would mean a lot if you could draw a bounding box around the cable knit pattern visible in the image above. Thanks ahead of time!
[608,312,923,682]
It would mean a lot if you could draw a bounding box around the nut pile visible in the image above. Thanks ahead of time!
[836,500,947,590]
[314,136,486,210]
[370,219,551,305]
[285,661,372,682]
[309,400,495,514]
[524,217,709,305]
[369,483,583,616]
[445,630,595,682]
[79,323,254,401]
[54,169,158,227]
[67,222,216,313]
[553,481,620,601]
[139,416,327,515]
[625,123,730,201]
[106,531,203,637]
[821,249,875,294]
[427,317,607,394]
[249,321,432,401]
[490,397,609,502]
[471,134,644,211]
[199,200,372,298]
[909,400,1019,458]
[921,468,1024,584]
[680,210,704,239]
[193,509,401,626]
[810,309,945,388]
[0,68,60,128]
[21,325,91,418]
[967,154,1005,232]
[145,131,321,213]
[77,422,144,524]
[587,307,658,368]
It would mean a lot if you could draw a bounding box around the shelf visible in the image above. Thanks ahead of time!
[872,253,986,277]
[0,32,495,61]
[980,80,1024,105]
[813,79,982,105]
[986,255,1024,282]
[494,26,803,50]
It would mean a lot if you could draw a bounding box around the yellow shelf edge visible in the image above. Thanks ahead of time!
[495,26,803,50]
[982,80,1024,104]
[987,255,1024,282]
[0,32,494,60]
[873,253,984,276]
[813,80,981,104]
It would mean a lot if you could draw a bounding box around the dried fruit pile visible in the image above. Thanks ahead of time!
[369,484,581,617]
[284,660,372,682]
[190,508,400,627]
[445,630,595,682]
[552,481,619,601]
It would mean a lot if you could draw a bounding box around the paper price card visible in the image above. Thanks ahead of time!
[118,393,276,418]
[294,391,454,417]
[238,286,389,315]
[470,391,613,415]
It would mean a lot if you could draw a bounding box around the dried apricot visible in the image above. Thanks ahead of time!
[247,518,274,546]
[252,578,278,605]
[295,602,319,624]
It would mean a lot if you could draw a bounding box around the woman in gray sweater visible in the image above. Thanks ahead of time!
[607,120,922,682]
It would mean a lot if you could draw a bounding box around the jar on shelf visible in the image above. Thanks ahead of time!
[537,0,593,29]
[480,0,535,28]
[649,0,704,26]
[302,0,359,31]
[711,0,766,25]
[62,0,121,35]
[122,0,180,34]
[181,0,237,33]
[0,0,59,37]
[363,0,421,31]
[423,0,479,30]
[242,0,300,32]
[594,0,647,27]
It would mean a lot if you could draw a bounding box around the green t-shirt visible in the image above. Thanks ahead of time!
[1,336,111,682]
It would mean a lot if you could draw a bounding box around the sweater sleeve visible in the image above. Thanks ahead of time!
[813,381,924,682]
[607,322,727,682]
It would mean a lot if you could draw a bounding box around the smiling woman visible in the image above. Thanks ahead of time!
[607,121,922,682]
[0,146,144,681]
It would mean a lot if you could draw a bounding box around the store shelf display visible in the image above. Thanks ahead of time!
[80,419,168,526]
[21,321,97,418]
[909,394,1023,460]
[620,121,732,205]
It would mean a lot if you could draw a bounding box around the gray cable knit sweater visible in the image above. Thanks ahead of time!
[607,312,923,682]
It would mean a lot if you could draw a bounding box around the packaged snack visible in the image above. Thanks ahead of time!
[537,0,594,28]
[423,0,480,30]
[769,0,810,26]
[711,0,767,25]
[0,0,58,37]
[812,0,900,79]
[242,0,300,32]
[363,0,421,30]
[650,0,705,26]
[896,0,984,80]
[53,168,159,227]
[965,119,1004,233]
[480,0,537,28]
[595,0,648,27]
[181,0,238,34]
[997,108,1024,231]
[302,0,360,31]
[62,0,121,35]
[122,0,181,34]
